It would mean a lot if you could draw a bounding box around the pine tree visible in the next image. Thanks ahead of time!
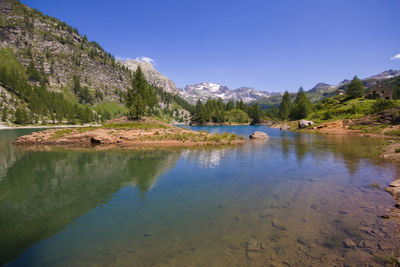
[249,103,262,124]
[14,107,29,124]
[236,99,247,112]
[226,100,234,111]
[192,100,207,123]
[393,81,400,100]
[290,87,312,120]
[294,87,305,104]
[125,66,153,119]
[73,75,81,94]
[346,75,364,99]
[27,62,42,82]
[129,93,145,119]
[279,91,291,120]
[1,106,7,122]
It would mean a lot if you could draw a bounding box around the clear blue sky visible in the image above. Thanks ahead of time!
[22,0,400,92]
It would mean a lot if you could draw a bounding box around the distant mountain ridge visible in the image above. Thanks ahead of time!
[179,82,280,104]
[180,69,400,106]
[369,69,400,80]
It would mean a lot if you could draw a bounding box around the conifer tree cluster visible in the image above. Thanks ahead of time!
[0,50,97,124]
[191,98,263,124]
[394,84,400,100]
[125,66,157,119]
[346,76,364,99]
[278,87,312,120]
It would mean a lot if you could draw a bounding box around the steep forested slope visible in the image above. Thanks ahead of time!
[0,0,191,124]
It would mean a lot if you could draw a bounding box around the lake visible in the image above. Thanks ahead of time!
[1,126,399,266]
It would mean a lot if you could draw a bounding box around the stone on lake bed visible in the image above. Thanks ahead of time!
[380,214,390,219]
[246,239,262,252]
[357,240,375,249]
[343,238,356,248]
[297,237,308,247]
[259,211,271,218]
[249,131,269,139]
[245,239,263,260]
[271,217,286,230]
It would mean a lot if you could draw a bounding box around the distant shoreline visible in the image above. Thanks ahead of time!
[0,123,101,130]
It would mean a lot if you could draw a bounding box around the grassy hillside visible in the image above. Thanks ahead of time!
[308,96,398,123]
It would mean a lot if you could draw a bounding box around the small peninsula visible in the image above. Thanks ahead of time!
[13,117,245,149]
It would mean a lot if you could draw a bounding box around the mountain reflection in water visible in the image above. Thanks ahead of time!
[1,127,400,266]
[0,132,180,264]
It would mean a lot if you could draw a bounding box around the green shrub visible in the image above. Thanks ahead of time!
[322,110,333,120]
[371,99,396,113]
[349,104,359,114]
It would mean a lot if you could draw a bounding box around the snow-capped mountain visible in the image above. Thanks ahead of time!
[179,82,274,104]
[179,70,400,105]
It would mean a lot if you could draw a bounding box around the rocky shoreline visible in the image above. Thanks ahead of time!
[384,180,400,230]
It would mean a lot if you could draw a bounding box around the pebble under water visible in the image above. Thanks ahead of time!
[0,126,399,266]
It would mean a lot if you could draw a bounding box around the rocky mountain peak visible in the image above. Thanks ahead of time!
[308,82,335,93]
[369,69,400,80]
[179,83,271,104]
[118,59,178,94]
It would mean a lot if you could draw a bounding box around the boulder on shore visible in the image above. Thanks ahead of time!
[280,125,290,131]
[298,120,314,129]
[249,131,269,139]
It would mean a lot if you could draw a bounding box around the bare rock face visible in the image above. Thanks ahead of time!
[0,0,131,104]
[119,59,179,94]
[249,131,269,139]
[298,120,314,129]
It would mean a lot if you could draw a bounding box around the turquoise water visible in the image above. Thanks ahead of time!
[1,126,399,266]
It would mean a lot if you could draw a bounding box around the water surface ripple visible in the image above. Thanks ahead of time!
[1,126,399,266]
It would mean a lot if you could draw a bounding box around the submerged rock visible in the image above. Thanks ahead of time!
[380,214,390,219]
[343,238,356,248]
[297,237,308,247]
[249,131,269,139]
[246,239,263,259]
[246,239,262,252]
[298,120,314,129]
[357,240,375,249]
[259,211,271,218]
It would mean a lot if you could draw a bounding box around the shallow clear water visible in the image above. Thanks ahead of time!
[1,126,399,266]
